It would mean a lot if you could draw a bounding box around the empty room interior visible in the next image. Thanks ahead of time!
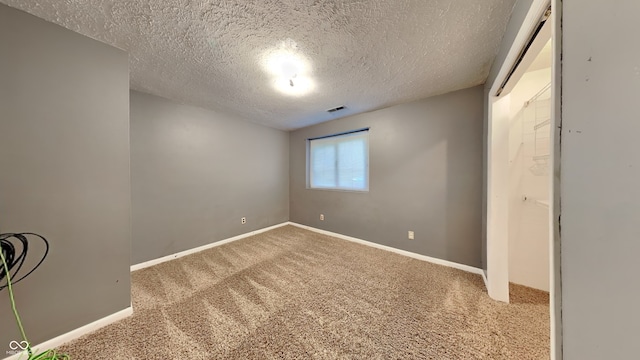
[1,1,639,359]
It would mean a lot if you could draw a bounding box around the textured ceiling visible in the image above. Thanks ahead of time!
[2,0,516,130]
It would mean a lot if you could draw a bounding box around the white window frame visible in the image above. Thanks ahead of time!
[307,128,370,192]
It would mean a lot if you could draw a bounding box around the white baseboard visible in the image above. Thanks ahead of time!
[288,222,485,278]
[132,221,484,280]
[3,306,132,360]
[482,270,489,290]
[130,222,289,271]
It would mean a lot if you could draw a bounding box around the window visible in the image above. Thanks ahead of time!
[308,129,369,191]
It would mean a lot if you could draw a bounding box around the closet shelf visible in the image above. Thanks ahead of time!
[533,154,550,161]
[533,119,550,130]
[535,199,550,208]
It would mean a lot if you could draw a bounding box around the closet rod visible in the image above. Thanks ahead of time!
[525,82,552,107]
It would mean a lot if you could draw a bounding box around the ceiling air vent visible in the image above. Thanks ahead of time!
[327,106,346,113]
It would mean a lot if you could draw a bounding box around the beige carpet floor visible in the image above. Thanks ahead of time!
[61,225,549,359]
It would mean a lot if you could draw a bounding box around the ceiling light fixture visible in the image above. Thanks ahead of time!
[261,41,315,96]
[273,75,315,97]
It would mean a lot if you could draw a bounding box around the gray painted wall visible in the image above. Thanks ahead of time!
[0,3,131,350]
[561,1,640,358]
[290,87,484,268]
[482,0,532,271]
[130,91,289,265]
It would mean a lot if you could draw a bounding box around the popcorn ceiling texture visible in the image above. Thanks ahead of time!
[2,0,516,130]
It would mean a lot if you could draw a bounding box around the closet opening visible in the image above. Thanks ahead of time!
[486,0,560,358]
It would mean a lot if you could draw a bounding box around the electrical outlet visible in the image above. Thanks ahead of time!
[241,217,246,224]
[408,231,414,240]
[320,214,325,221]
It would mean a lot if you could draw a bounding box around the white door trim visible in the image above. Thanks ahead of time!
[549,1,563,359]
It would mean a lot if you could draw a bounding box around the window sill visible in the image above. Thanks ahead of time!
[306,187,369,193]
